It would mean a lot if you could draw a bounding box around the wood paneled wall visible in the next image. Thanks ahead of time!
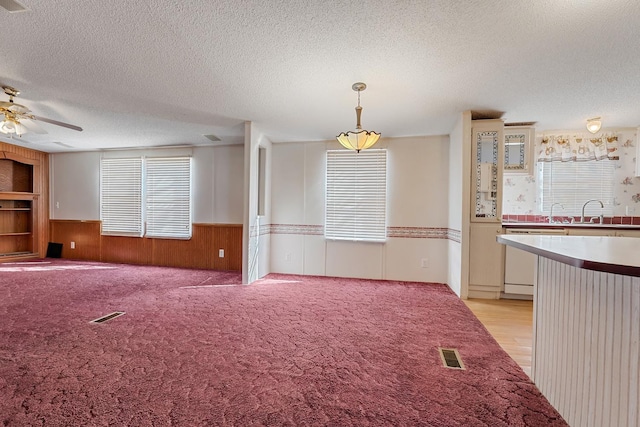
[49,220,242,271]
[49,220,101,260]
[0,143,49,259]
[0,159,31,192]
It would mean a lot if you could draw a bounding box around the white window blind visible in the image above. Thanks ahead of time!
[100,158,143,237]
[325,149,387,242]
[539,160,615,217]
[145,157,192,239]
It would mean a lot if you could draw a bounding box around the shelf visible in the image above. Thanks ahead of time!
[0,251,37,259]
[0,192,38,201]
[0,208,30,211]
[0,232,31,236]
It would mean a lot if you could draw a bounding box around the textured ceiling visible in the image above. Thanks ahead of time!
[1,0,640,152]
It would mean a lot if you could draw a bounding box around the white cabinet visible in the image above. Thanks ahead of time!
[468,119,504,299]
[471,119,504,222]
[469,223,504,299]
[566,228,616,236]
[504,245,536,296]
[615,229,640,237]
[502,228,567,298]
[504,126,535,175]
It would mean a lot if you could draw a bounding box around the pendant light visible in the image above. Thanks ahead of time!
[336,82,381,152]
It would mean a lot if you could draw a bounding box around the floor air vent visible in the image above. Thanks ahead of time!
[90,311,125,324]
[439,348,465,370]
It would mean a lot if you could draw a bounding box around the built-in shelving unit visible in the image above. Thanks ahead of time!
[0,149,43,260]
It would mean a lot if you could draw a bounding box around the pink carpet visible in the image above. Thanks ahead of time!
[0,259,566,426]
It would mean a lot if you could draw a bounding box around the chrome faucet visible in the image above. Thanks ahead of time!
[549,203,564,223]
[581,199,604,224]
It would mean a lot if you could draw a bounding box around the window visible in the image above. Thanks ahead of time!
[539,160,615,217]
[145,157,192,239]
[101,158,143,236]
[325,149,387,242]
[100,156,192,239]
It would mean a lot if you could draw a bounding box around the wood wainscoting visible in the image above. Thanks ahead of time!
[49,221,242,271]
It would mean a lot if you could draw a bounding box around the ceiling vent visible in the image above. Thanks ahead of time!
[204,134,221,142]
[52,141,74,148]
[0,0,29,12]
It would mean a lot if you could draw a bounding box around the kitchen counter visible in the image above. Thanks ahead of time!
[497,234,640,427]
[498,234,640,276]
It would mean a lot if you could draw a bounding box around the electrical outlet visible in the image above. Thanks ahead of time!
[70,241,76,249]
[421,258,429,268]
[285,253,291,261]
[55,201,59,209]
[219,249,224,258]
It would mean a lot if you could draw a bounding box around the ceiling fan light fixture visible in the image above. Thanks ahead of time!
[0,118,25,136]
[0,120,14,134]
[336,82,381,152]
[586,117,602,134]
[0,86,83,136]
[14,120,26,136]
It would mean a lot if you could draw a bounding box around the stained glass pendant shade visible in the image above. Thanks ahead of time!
[336,82,381,152]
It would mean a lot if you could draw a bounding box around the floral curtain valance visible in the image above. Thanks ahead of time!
[537,133,619,162]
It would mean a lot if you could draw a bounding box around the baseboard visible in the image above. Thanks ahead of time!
[500,292,533,301]
[467,290,501,299]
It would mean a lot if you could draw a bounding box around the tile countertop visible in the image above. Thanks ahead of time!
[502,222,640,229]
[497,235,640,276]
[502,214,640,226]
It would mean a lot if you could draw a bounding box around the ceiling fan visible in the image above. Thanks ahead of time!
[0,86,83,137]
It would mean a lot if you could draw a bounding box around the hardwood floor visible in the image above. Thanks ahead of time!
[463,298,533,377]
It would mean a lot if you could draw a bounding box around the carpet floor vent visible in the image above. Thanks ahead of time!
[90,311,125,324]
[439,348,465,370]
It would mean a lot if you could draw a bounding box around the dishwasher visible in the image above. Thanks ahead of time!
[503,228,566,297]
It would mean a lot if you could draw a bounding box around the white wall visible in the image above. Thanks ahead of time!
[243,122,272,284]
[446,112,471,297]
[50,145,244,223]
[192,145,244,223]
[50,151,101,220]
[270,135,451,283]
[257,136,272,280]
[447,116,463,296]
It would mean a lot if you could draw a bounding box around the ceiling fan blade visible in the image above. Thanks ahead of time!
[0,101,30,114]
[0,0,29,12]
[30,115,83,132]
[19,119,48,134]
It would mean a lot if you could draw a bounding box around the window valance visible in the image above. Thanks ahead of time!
[537,133,619,162]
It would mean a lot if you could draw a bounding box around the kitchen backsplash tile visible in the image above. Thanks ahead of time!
[501,215,640,225]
